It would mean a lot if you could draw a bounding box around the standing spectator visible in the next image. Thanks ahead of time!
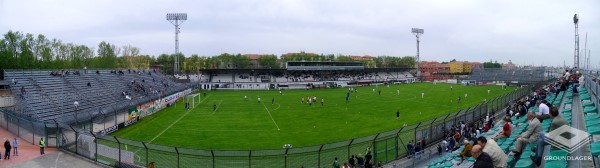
[414,143,421,160]
[40,138,45,155]
[437,144,443,156]
[4,139,11,160]
[406,140,414,158]
[421,137,427,150]
[12,138,18,156]
[333,157,340,168]
[348,155,355,168]
[356,154,364,168]
[365,151,373,168]
[148,161,155,168]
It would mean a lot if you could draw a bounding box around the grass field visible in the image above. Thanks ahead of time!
[112,83,514,150]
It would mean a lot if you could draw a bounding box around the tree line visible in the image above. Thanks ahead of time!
[0,30,416,78]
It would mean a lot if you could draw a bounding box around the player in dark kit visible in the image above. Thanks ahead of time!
[213,103,216,112]
[396,110,400,120]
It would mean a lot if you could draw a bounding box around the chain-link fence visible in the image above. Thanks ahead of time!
[54,82,543,168]
[0,108,59,147]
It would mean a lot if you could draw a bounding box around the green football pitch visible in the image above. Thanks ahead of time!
[112,83,514,150]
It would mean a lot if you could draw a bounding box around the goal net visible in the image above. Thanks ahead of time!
[185,93,201,109]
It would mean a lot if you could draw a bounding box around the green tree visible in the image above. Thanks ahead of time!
[258,55,279,68]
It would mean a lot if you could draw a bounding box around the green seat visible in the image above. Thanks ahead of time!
[544,160,568,168]
[549,150,568,157]
[467,157,475,162]
[584,107,598,114]
[443,161,453,167]
[514,159,534,168]
[564,100,573,104]
[588,126,600,135]
[583,102,595,107]
[581,96,591,101]
[587,120,600,126]
[507,156,515,166]
[591,142,600,156]
[562,108,572,113]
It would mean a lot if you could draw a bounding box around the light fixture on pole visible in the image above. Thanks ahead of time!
[573,14,579,69]
[412,28,424,80]
[166,13,188,74]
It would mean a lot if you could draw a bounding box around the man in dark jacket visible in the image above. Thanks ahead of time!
[472,145,493,168]
[4,139,11,160]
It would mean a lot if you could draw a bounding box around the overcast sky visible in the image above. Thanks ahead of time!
[1,0,598,67]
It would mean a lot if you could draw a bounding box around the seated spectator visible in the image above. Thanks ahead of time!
[536,100,551,121]
[511,111,541,159]
[87,82,91,87]
[530,107,567,165]
[494,117,512,140]
[471,145,493,168]
[457,140,472,165]
[447,137,456,152]
[477,136,507,168]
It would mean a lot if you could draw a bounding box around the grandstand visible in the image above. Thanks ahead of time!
[467,67,546,84]
[3,69,187,124]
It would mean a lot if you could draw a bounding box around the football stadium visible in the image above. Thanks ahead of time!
[0,1,599,168]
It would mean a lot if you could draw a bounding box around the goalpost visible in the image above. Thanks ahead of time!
[185,93,201,109]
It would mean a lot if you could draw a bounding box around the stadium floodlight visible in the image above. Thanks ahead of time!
[412,28,424,80]
[573,14,579,69]
[166,13,187,74]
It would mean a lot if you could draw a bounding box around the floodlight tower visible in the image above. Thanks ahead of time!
[166,13,187,74]
[412,28,424,79]
[573,14,580,69]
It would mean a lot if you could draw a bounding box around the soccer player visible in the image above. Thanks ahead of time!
[450,86,453,91]
[301,97,304,104]
[213,103,216,112]
[378,90,381,95]
[258,96,261,103]
[321,98,324,106]
[421,91,425,98]
[373,88,375,93]
[272,97,275,105]
[396,110,400,120]
[465,93,468,98]
[487,90,490,94]
[244,95,247,101]
[346,94,349,103]
[279,90,282,95]
[397,90,400,95]
[457,96,461,104]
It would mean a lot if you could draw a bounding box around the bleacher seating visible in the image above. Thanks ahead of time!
[4,70,187,123]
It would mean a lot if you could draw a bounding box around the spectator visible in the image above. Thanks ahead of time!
[333,157,340,168]
[12,138,18,156]
[471,145,493,168]
[531,107,567,165]
[447,137,456,152]
[437,144,442,156]
[357,154,364,168]
[494,117,512,140]
[40,138,45,155]
[365,151,373,168]
[421,137,427,150]
[406,140,413,158]
[536,100,550,121]
[476,136,507,168]
[512,111,541,159]
[414,143,421,159]
[4,139,11,160]
[457,140,472,165]
[87,82,91,87]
